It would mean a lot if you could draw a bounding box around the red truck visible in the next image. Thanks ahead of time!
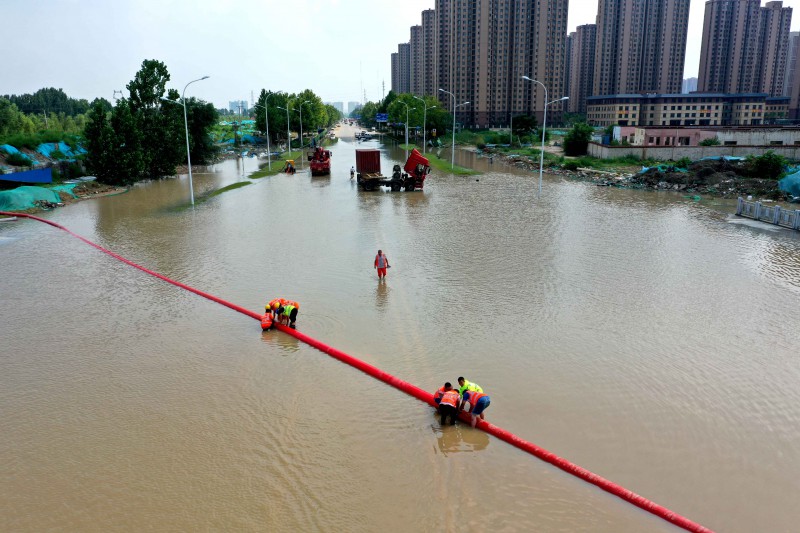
[355,148,430,191]
[307,147,332,176]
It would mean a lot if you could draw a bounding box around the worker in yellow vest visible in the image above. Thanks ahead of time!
[276,302,299,329]
[457,377,483,396]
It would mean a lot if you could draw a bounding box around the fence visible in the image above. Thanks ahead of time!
[588,142,800,161]
[736,197,800,230]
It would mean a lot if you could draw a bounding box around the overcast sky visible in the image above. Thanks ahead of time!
[2,0,799,109]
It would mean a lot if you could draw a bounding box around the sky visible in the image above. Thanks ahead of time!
[2,0,800,110]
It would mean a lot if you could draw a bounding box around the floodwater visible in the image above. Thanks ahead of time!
[2,128,800,533]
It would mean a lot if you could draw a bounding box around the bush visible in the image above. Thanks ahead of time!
[674,157,692,169]
[51,150,66,160]
[699,138,720,146]
[746,151,787,180]
[6,152,33,167]
[563,123,594,156]
[562,161,579,171]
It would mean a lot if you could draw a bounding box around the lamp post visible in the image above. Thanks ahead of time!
[296,100,309,169]
[253,96,271,171]
[439,88,469,168]
[521,76,568,199]
[400,101,415,157]
[277,104,291,157]
[159,75,209,206]
[413,96,436,153]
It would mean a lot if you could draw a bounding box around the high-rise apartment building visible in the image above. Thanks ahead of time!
[348,101,360,115]
[594,0,690,96]
[421,10,437,97]
[699,0,793,96]
[757,1,793,96]
[682,77,698,93]
[391,53,400,94]
[398,43,411,94]
[410,25,424,96]
[434,0,568,127]
[783,31,799,97]
[568,24,597,115]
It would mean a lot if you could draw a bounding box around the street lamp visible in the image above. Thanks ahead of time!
[521,76,568,199]
[291,102,309,169]
[253,96,271,171]
[277,104,291,157]
[400,101,415,155]
[413,96,436,153]
[159,75,209,206]
[439,88,469,168]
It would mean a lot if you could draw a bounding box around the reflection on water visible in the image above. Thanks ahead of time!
[2,138,800,533]
[374,280,389,311]
[434,423,491,456]
[260,329,302,354]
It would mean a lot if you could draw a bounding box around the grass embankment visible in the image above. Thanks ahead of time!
[249,151,302,179]
[194,181,252,204]
[398,143,479,175]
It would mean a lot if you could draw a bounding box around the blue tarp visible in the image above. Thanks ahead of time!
[0,167,52,183]
[779,169,800,197]
[35,142,86,160]
[700,155,745,162]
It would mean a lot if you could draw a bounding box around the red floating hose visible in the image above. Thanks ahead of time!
[2,211,714,533]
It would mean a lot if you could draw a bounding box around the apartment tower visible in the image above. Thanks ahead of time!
[391,53,400,93]
[594,0,690,96]
[410,25,424,96]
[421,9,437,97]
[568,24,597,115]
[699,0,793,96]
[435,0,568,127]
[398,42,411,94]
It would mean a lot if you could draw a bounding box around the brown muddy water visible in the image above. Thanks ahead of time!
[2,136,800,532]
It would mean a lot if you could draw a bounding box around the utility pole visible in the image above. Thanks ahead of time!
[382,80,385,101]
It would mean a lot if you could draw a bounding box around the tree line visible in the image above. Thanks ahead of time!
[84,59,218,186]
[252,89,341,147]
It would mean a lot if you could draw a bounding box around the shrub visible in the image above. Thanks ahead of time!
[674,157,692,168]
[51,150,66,160]
[563,123,594,156]
[699,138,720,146]
[562,161,580,171]
[746,151,787,180]
[6,152,32,167]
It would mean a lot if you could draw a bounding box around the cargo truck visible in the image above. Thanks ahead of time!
[355,149,430,192]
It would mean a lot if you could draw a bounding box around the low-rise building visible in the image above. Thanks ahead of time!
[587,93,789,128]
[613,126,800,147]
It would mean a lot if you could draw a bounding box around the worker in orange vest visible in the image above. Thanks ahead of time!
[437,382,460,426]
[459,389,491,428]
[374,249,390,280]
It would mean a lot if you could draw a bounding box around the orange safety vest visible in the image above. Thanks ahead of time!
[286,300,300,310]
[433,386,445,404]
[261,313,273,329]
[440,390,459,408]
[268,298,284,311]
[462,390,487,412]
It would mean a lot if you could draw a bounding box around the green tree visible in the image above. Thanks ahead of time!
[84,100,115,181]
[126,60,183,178]
[563,122,594,156]
[185,97,218,164]
[106,98,144,185]
[699,137,720,146]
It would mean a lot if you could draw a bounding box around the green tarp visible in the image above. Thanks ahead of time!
[0,184,78,210]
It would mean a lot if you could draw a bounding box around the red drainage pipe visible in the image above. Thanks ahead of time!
[4,211,714,533]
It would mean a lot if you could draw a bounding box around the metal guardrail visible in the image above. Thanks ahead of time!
[736,197,800,230]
